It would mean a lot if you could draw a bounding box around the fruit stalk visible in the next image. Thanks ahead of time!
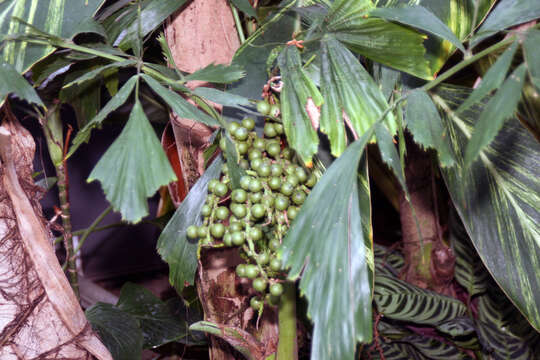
[277,281,298,360]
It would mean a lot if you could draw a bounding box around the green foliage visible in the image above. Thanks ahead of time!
[280,133,374,360]
[184,63,246,84]
[88,100,177,223]
[435,85,540,331]
[0,62,43,106]
[157,157,223,292]
[523,29,540,91]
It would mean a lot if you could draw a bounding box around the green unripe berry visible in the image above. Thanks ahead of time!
[223,232,232,246]
[231,189,247,203]
[295,167,308,183]
[249,178,263,193]
[306,174,317,188]
[280,182,294,196]
[231,231,245,246]
[268,177,281,190]
[210,223,225,238]
[269,283,284,297]
[248,149,262,161]
[281,147,293,159]
[286,174,299,187]
[245,264,259,279]
[208,179,219,193]
[249,192,263,203]
[219,137,227,151]
[249,227,262,241]
[274,123,284,134]
[215,206,229,220]
[270,163,283,177]
[266,142,281,158]
[275,195,289,211]
[240,176,252,190]
[236,264,247,277]
[258,252,270,265]
[229,221,244,232]
[201,204,212,217]
[242,117,255,130]
[253,277,267,292]
[228,122,240,133]
[250,158,263,171]
[287,206,299,220]
[250,296,263,310]
[251,204,265,218]
[253,138,265,150]
[269,239,281,251]
[231,204,247,218]
[237,142,249,155]
[239,159,249,169]
[214,182,228,197]
[257,100,271,115]
[264,123,277,138]
[262,195,274,209]
[233,126,249,141]
[292,190,306,205]
[257,163,271,177]
[186,225,199,239]
[269,104,280,118]
[197,226,208,238]
[270,258,282,271]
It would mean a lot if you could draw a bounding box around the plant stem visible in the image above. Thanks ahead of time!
[54,222,126,245]
[73,205,113,255]
[277,281,298,360]
[231,5,246,44]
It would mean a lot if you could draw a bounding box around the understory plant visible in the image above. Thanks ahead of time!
[0,0,539,359]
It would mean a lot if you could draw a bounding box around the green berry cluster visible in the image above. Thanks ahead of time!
[186,100,317,311]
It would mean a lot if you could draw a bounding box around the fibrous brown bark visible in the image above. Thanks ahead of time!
[399,139,455,295]
[0,117,111,360]
[165,1,279,359]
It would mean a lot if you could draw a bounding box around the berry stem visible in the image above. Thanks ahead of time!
[277,281,298,360]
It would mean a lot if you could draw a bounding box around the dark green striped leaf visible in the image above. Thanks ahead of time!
[141,74,220,127]
[0,0,104,72]
[157,157,223,293]
[406,90,456,167]
[88,100,177,223]
[374,244,405,277]
[370,5,465,53]
[69,75,137,157]
[320,37,397,157]
[434,85,540,331]
[0,62,43,106]
[278,45,322,166]
[450,212,489,297]
[523,29,540,91]
[324,0,431,79]
[86,303,143,360]
[476,320,535,360]
[374,274,468,325]
[436,317,476,337]
[464,63,526,167]
[457,41,518,114]
[471,0,540,46]
[280,132,374,360]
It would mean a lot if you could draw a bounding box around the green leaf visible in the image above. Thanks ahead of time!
[141,74,220,127]
[476,320,535,359]
[223,134,246,190]
[192,87,252,109]
[280,132,374,360]
[450,212,489,297]
[405,90,456,167]
[436,317,476,337]
[230,0,256,19]
[0,62,43,105]
[61,60,135,90]
[472,0,540,46]
[102,0,187,52]
[157,157,223,293]
[374,274,468,325]
[523,29,540,91]
[0,0,104,72]
[323,0,431,79]
[86,302,143,360]
[457,41,518,114]
[68,75,137,157]
[116,282,203,348]
[434,85,540,331]
[278,45,322,166]
[370,5,465,53]
[184,63,246,84]
[319,37,396,157]
[464,63,526,167]
[88,100,176,223]
[374,244,404,277]
[375,123,406,193]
